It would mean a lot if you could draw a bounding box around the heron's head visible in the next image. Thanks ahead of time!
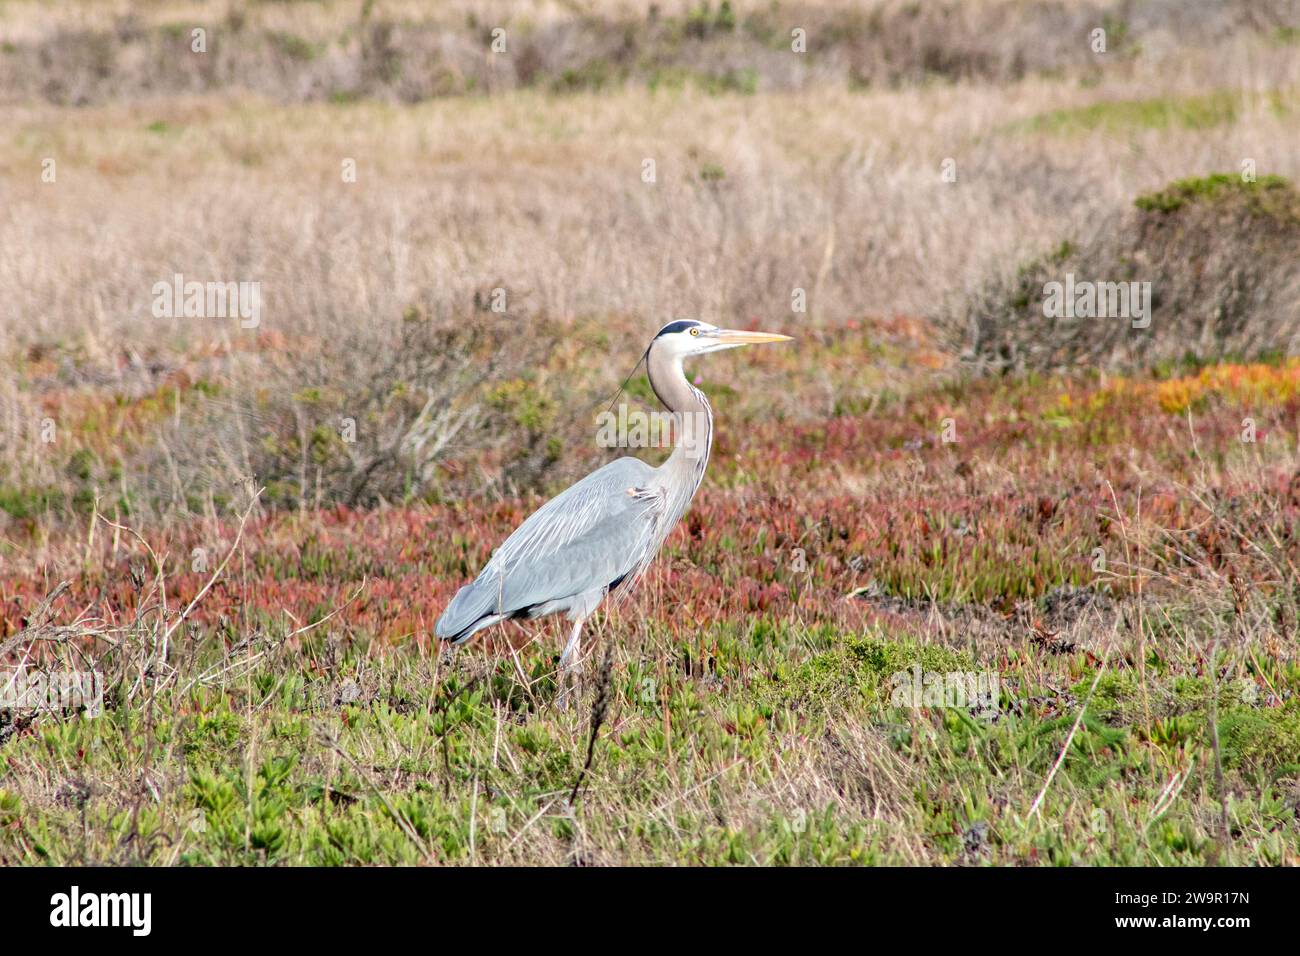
[650,320,793,358]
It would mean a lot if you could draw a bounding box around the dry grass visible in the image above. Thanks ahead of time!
[3,33,1296,347]
[6,0,1288,106]
[3,29,1298,516]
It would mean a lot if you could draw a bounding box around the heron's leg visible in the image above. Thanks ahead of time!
[557,615,586,708]
[559,616,585,672]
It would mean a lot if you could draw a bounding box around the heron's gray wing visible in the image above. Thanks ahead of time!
[436,457,661,640]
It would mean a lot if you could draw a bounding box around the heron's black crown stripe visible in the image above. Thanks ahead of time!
[655,320,700,338]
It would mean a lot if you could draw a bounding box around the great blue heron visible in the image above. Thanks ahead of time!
[435,320,792,696]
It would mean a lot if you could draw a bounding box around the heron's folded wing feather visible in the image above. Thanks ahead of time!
[457,457,661,619]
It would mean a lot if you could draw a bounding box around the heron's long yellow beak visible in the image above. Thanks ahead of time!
[715,329,794,345]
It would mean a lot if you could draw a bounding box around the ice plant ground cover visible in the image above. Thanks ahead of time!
[3,327,1299,865]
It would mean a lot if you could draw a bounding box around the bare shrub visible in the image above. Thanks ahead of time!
[2,0,1291,106]
[944,174,1300,372]
[127,310,574,516]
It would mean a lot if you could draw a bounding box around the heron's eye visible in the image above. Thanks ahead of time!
[689,327,700,336]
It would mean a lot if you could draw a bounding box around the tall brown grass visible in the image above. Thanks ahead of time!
[1,2,1298,524]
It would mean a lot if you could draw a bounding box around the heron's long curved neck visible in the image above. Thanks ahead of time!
[646,344,713,512]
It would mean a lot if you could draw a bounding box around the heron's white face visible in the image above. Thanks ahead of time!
[652,320,793,358]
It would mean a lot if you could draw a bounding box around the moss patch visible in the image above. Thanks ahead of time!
[1134,172,1298,218]
[749,635,973,716]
